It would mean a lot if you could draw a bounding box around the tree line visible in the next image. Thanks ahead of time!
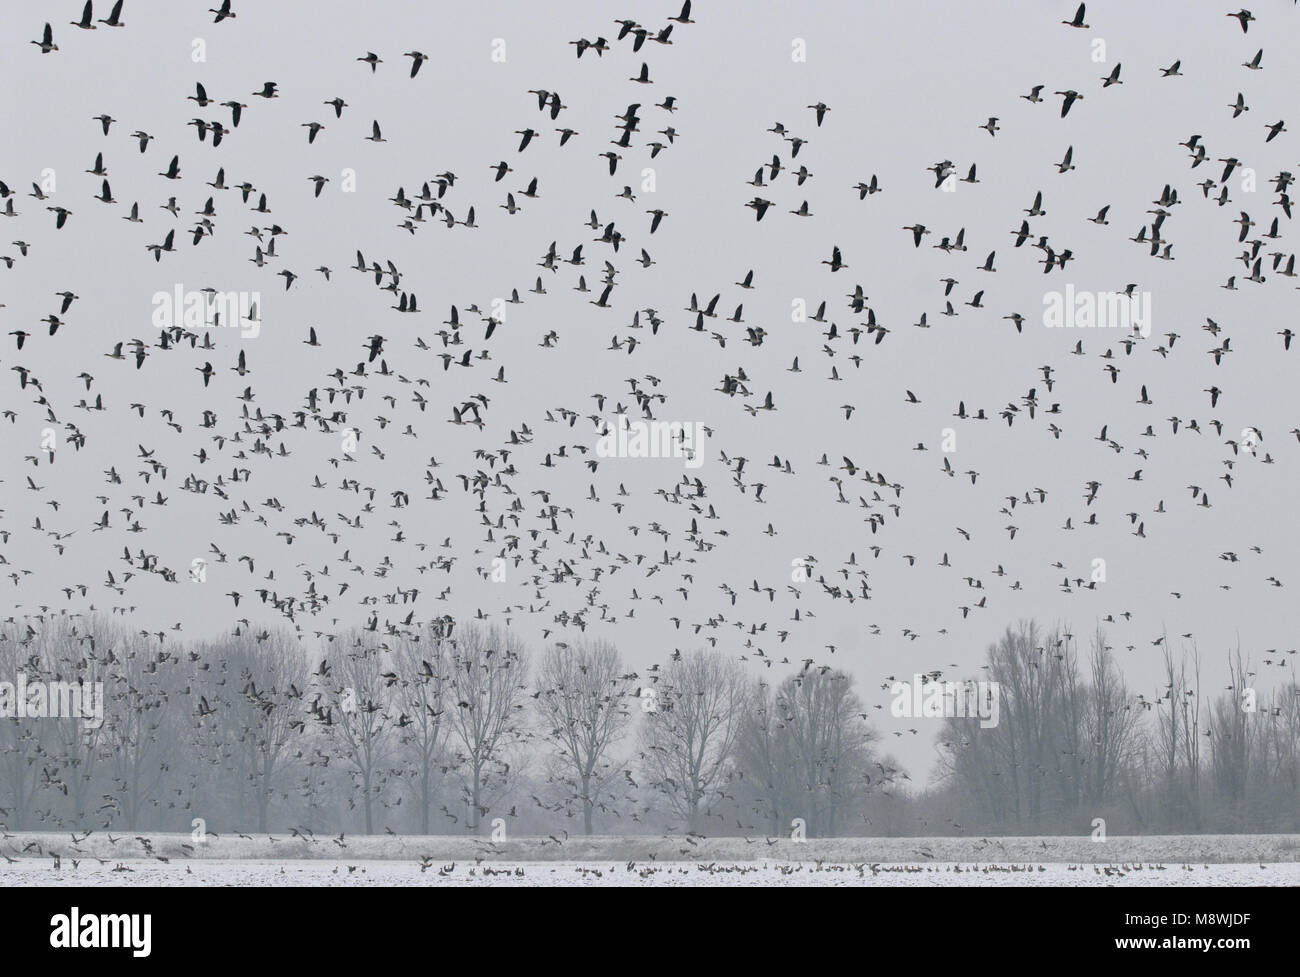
[929,622,1300,835]
[0,614,1295,836]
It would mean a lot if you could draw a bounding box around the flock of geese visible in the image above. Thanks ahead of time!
[2,0,1297,762]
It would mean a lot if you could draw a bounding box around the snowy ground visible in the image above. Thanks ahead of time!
[3,859,1296,886]
[4,833,1296,885]
[3,832,1297,864]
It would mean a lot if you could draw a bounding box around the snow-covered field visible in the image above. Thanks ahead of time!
[4,833,1296,885]
[3,859,1296,886]
[3,832,1297,864]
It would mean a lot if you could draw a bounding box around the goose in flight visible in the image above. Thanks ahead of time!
[31,23,58,53]
[405,52,428,77]
[822,246,846,271]
[1227,9,1255,33]
[853,175,881,198]
[670,0,702,24]
[3,0,1293,823]
[98,0,124,26]
[569,37,609,58]
[71,1,97,30]
[1055,90,1083,117]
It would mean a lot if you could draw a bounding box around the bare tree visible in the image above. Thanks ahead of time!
[0,620,51,829]
[1208,647,1254,828]
[1155,635,1203,830]
[225,630,309,831]
[737,670,878,837]
[775,668,878,836]
[1082,628,1142,810]
[639,648,747,833]
[536,639,633,834]
[1260,679,1300,829]
[937,621,1126,833]
[322,635,395,834]
[1049,633,1085,815]
[391,618,453,833]
[101,632,184,830]
[41,617,110,828]
[939,622,1056,830]
[444,622,531,834]
[736,677,788,834]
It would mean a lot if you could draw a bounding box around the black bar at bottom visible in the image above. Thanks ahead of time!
[0,883,1284,965]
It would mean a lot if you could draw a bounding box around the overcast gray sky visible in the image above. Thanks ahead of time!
[2,0,1299,782]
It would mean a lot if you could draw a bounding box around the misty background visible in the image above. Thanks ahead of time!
[1,0,1298,834]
